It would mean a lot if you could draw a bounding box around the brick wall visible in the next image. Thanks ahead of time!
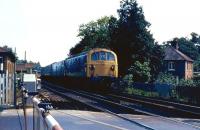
[185,61,193,79]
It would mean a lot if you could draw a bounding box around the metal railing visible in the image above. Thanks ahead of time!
[20,85,63,130]
[32,97,63,130]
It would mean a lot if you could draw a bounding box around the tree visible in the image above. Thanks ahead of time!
[70,16,115,55]
[168,37,199,60]
[149,44,164,81]
[69,0,164,82]
[109,0,163,78]
[128,61,151,82]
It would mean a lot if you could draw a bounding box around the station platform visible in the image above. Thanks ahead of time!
[0,108,33,130]
[50,110,200,130]
[1,109,200,130]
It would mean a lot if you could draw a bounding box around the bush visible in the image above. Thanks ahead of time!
[123,74,133,87]
[128,61,151,83]
[155,72,177,85]
[178,79,195,87]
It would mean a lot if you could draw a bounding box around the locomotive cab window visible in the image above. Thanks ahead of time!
[99,51,106,60]
[91,51,115,61]
[107,52,115,61]
[91,52,99,61]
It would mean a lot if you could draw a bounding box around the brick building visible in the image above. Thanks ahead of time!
[164,46,193,80]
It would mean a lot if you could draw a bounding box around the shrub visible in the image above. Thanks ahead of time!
[155,72,177,85]
[178,79,195,87]
[128,61,151,83]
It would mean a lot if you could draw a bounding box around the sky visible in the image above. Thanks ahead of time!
[1,0,200,66]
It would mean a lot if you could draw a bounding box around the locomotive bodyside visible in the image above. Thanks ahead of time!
[64,52,88,77]
[41,48,118,79]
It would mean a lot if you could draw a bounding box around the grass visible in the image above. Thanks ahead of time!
[125,87,159,97]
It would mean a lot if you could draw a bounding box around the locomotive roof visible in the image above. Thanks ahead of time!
[43,48,114,68]
[66,51,88,60]
[66,48,114,60]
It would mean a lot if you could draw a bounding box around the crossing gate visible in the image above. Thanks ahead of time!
[0,73,15,107]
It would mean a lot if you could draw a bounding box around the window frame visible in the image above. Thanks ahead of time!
[168,61,175,71]
[91,51,115,61]
[107,52,115,61]
[91,52,99,61]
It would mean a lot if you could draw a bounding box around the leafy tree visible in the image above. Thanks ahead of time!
[69,42,86,56]
[167,37,199,60]
[191,32,200,45]
[128,61,151,82]
[110,0,163,78]
[149,44,164,81]
[70,16,115,55]
[69,0,164,82]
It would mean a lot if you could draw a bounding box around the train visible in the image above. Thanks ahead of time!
[41,48,118,89]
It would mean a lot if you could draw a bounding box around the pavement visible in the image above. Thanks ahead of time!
[51,110,200,130]
[1,108,200,130]
[0,108,33,130]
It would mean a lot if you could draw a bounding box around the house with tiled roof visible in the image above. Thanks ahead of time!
[164,45,193,79]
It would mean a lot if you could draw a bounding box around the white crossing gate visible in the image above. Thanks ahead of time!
[0,73,15,107]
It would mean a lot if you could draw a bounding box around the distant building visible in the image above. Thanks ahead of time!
[16,63,35,74]
[16,62,41,78]
[164,46,193,80]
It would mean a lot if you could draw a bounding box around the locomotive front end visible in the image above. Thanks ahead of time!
[87,48,118,78]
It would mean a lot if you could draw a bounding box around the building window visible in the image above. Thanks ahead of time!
[168,62,175,71]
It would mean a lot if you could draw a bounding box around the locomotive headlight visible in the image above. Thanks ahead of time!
[90,64,95,70]
[111,65,115,71]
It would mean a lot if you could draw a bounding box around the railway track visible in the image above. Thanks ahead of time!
[41,82,200,129]
[42,84,156,130]
[109,93,200,118]
[76,90,200,118]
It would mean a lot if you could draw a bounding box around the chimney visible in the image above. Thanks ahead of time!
[176,42,179,50]
[24,51,27,62]
[172,38,179,50]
